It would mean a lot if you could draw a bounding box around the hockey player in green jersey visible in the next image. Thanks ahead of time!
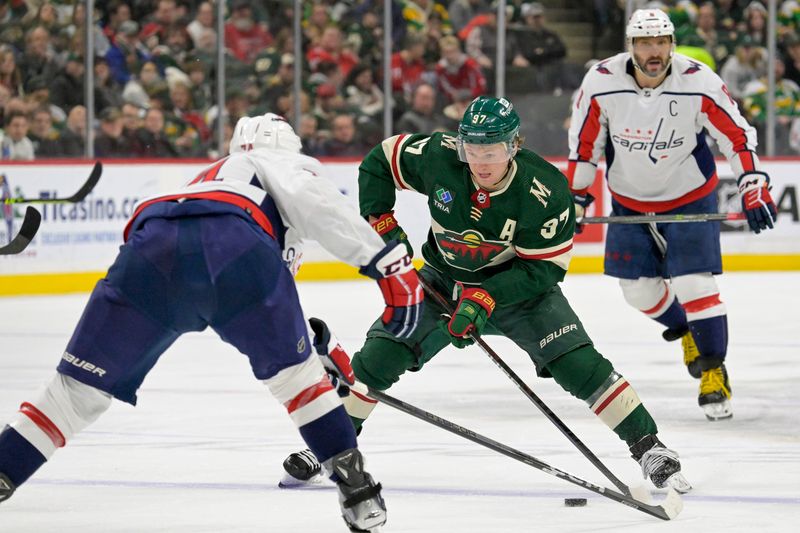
[281,96,691,494]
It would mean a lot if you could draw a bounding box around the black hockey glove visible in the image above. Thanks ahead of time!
[309,317,355,397]
[572,191,594,234]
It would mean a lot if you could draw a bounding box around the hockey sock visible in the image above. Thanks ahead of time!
[687,315,728,362]
[297,406,357,479]
[0,427,47,487]
[651,298,688,332]
[547,345,657,446]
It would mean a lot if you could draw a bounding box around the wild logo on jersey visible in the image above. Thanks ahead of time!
[435,227,510,271]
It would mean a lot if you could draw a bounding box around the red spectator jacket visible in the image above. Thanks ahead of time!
[224,23,273,64]
[391,52,426,95]
[435,56,487,102]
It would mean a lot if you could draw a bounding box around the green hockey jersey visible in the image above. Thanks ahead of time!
[358,132,576,307]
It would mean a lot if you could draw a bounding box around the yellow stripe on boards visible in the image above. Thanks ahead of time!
[0,256,798,297]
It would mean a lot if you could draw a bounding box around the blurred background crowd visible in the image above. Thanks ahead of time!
[1,0,800,160]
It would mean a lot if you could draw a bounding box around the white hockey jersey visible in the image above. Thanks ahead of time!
[567,52,760,212]
[124,151,385,269]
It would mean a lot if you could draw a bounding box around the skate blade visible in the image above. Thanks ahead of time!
[703,399,733,421]
[665,472,692,494]
[278,472,331,490]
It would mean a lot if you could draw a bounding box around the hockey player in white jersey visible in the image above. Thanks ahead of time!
[0,113,424,532]
[567,8,777,421]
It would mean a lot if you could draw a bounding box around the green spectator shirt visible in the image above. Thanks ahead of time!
[358,132,575,307]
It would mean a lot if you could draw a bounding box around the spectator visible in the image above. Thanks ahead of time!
[466,8,521,70]
[743,55,800,153]
[304,2,331,44]
[402,0,452,35]
[28,106,61,159]
[184,60,211,112]
[262,53,295,113]
[743,1,768,47]
[167,81,209,142]
[24,75,66,125]
[783,31,800,85]
[435,35,487,103]
[135,107,178,157]
[106,20,152,85]
[720,35,767,101]
[64,1,111,59]
[513,2,570,92]
[123,60,169,109]
[313,83,347,136]
[343,64,384,118]
[140,0,178,48]
[318,112,370,157]
[391,32,428,103]
[18,25,59,93]
[49,53,84,113]
[716,0,745,33]
[442,87,473,129]
[94,56,125,112]
[225,0,273,64]
[307,26,359,79]
[395,82,448,133]
[299,112,323,156]
[94,106,134,158]
[102,1,133,44]
[57,104,87,157]
[186,1,216,51]
[681,2,737,67]
[120,102,144,154]
[0,45,24,97]
[449,0,491,35]
[0,110,34,160]
[21,1,62,37]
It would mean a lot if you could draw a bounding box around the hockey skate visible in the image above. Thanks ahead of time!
[662,328,701,378]
[278,449,327,489]
[630,435,692,494]
[0,472,15,503]
[326,448,386,533]
[699,364,732,421]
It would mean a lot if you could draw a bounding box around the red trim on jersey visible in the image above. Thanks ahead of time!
[701,96,749,152]
[123,191,276,241]
[593,381,630,415]
[351,389,379,405]
[19,402,66,448]
[611,173,719,213]
[577,99,603,161]
[284,378,335,414]
[390,134,409,190]
[516,243,573,260]
[682,294,722,313]
[738,150,755,172]
[642,281,670,315]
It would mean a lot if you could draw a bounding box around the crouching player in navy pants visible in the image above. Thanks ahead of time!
[0,113,423,533]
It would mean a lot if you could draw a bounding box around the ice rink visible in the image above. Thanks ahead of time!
[1,272,798,532]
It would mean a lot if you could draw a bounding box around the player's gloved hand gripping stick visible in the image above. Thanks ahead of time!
[438,284,495,348]
[360,240,424,338]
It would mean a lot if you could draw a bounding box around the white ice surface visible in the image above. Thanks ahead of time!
[1,273,798,532]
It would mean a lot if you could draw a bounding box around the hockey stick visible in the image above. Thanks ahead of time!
[3,161,103,205]
[418,276,633,496]
[367,387,682,521]
[580,212,745,224]
[0,207,41,255]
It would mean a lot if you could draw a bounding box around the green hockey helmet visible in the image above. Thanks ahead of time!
[457,96,520,163]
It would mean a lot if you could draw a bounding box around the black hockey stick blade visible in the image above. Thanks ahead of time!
[0,206,41,255]
[3,161,103,205]
[367,387,683,521]
[419,276,633,497]
[581,212,746,224]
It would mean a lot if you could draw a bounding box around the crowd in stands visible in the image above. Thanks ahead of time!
[0,0,576,160]
[1,1,800,160]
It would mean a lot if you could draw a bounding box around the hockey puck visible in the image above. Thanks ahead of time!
[564,498,587,507]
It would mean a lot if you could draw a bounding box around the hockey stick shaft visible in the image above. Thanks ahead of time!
[0,206,41,255]
[3,161,103,205]
[367,387,681,521]
[581,212,745,224]
[419,276,632,496]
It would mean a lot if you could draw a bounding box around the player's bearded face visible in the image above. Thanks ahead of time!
[632,36,672,78]
[464,143,513,189]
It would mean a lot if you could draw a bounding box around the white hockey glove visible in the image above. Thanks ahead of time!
[309,317,355,397]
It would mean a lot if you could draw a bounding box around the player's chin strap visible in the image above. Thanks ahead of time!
[418,275,633,497]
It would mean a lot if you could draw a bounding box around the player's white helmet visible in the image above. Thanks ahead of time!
[230,113,302,154]
[626,8,676,76]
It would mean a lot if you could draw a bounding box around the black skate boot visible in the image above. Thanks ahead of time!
[698,363,732,421]
[0,472,16,503]
[662,327,701,378]
[630,435,692,493]
[278,449,326,488]
[326,448,386,533]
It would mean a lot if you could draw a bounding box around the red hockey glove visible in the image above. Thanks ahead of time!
[309,317,354,397]
[359,241,424,338]
[370,212,413,257]
[438,285,495,349]
[738,172,777,234]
